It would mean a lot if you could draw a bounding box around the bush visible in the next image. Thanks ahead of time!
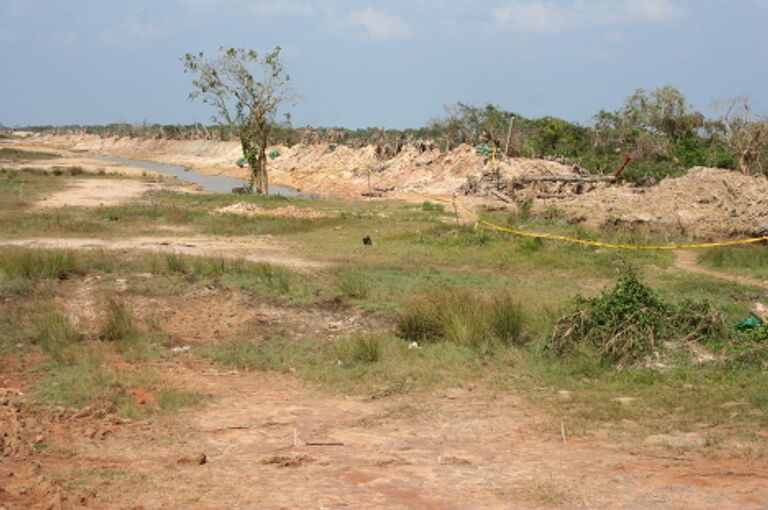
[396,287,526,351]
[549,268,726,367]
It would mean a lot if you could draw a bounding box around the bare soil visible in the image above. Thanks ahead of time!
[36,179,199,209]
[554,167,768,240]
[2,354,767,509]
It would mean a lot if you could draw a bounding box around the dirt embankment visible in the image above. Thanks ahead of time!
[17,133,578,200]
[554,167,768,240]
[14,134,768,240]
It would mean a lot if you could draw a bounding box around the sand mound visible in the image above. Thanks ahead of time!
[557,167,768,240]
[211,202,332,219]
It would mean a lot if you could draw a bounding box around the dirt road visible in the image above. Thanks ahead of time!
[3,356,767,509]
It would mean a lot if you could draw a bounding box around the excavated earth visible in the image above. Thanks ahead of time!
[10,133,768,240]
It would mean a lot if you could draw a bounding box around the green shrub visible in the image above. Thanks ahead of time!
[549,268,726,367]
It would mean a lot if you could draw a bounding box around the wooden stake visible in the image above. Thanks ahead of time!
[504,116,515,156]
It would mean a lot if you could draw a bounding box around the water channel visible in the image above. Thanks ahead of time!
[93,155,306,197]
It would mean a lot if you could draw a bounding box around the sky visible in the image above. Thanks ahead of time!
[1,0,766,129]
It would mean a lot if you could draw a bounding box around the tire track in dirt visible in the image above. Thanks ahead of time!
[674,250,768,290]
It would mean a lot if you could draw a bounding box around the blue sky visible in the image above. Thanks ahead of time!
[1,0,766,128]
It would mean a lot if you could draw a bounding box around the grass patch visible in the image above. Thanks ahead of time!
[0,148,60,161]
[0,248,83,281]
[201,333,491,396]
[396,287,526,352]
[32,309,83,364]
[700,246,768,280]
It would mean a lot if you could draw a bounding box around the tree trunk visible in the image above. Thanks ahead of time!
[258,126,269,195]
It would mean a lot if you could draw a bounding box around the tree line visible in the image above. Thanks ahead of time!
[20,44,768,194]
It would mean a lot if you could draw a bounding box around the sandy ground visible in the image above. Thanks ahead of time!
[0,235,327,271]
[35,178,199,208]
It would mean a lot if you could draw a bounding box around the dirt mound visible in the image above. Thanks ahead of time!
[211,202,332,219]
[21,134,577,200]
[556,167,768,240]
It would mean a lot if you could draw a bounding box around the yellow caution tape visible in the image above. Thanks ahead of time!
[433,197,768,251]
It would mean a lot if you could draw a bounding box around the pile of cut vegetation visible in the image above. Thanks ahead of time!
[557,167,768,240]
[549,268,726,368]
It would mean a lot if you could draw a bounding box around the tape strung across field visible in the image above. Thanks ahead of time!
[438,198,768,251]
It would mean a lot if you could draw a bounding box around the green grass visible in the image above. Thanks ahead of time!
[700,246,768,280]
[0,148,60,160]
[0,248,84,280]
[201,333,490,396]
[396,287,526,352]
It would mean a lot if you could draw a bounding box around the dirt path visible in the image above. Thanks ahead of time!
[1,236,327,271]
[674,250,768,290]
[4,360,766,509]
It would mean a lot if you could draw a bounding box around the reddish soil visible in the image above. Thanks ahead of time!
[2,358,767,509]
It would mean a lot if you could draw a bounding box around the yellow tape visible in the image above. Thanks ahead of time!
[433,197,768,251]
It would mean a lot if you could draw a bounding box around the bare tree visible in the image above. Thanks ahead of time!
[717,96,768,175]
[182,47,293,194]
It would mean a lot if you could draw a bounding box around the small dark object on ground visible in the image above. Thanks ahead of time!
[363,236,373,246]
[178,453,207,465]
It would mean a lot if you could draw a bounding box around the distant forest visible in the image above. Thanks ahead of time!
[9,87,768,183]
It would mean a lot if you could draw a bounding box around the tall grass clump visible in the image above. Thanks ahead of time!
[33,311,82,364]
[335,334,385,364]
[100,299,140,343]
[98,299,160,360]
[396,287,526,351]
[549,267,726,367]
[337,273,370,300]
[0,249,83,281]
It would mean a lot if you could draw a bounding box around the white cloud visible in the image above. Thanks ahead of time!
[621,0,684,22]
[338,7,412,40]
[100,15,167,47]
[493,1,569,33]
[179,0,314,17]
[493,0,685,33]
